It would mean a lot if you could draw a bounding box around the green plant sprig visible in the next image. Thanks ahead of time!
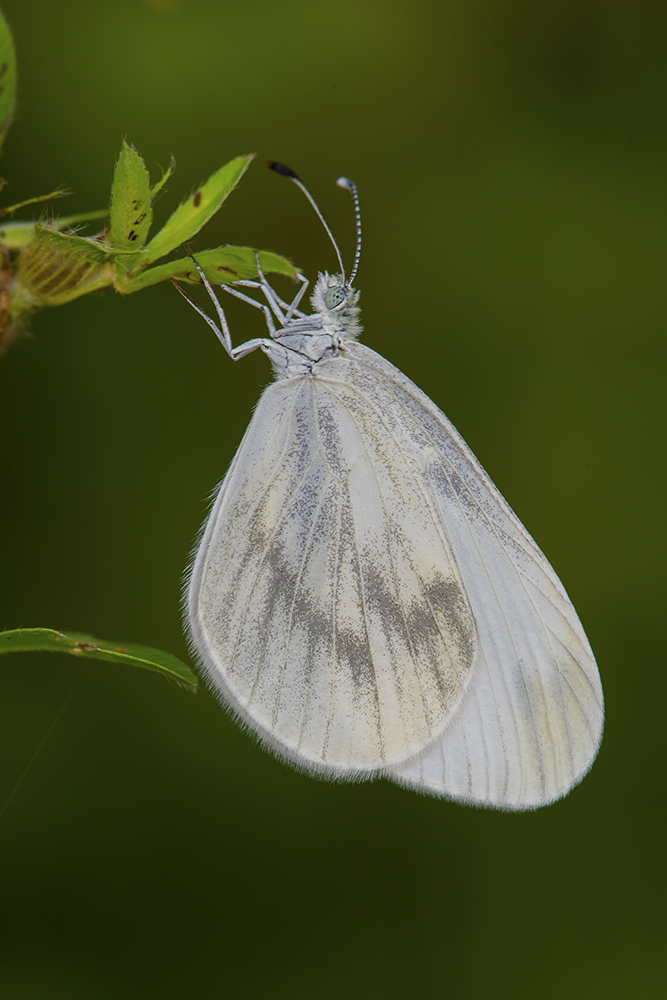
[0,10,293,681]
[1,142,297,353]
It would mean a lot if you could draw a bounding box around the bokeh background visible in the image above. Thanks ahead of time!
[1,1,665,996]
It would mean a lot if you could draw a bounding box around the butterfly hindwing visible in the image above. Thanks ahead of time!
[334,342,603,808]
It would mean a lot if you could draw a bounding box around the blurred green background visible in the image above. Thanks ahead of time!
[1,1,665,996]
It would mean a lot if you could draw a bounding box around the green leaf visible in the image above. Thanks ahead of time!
[0,10,17,154]
[0,628,197,691]
[108,140,152,258]
[0,210,109,251]
[0,220,42,250]
[142,154,254,265]
[125,245,298,292]
[28,224,112,264]
[150,155,176,200]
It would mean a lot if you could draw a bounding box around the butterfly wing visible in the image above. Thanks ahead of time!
[330,342,603,809]
[187,371,477,776]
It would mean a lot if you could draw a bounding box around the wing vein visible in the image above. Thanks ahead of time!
[436,459,546,799]
[320,484,343,763]
[232,449,327,710]
[274,463,333,732]
[349,481,386,764]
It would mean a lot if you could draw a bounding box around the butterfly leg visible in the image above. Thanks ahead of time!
[228,268,287,325]
[283,273,309,321]
[220,284,280,338]
[230,276,309,322]
[173,257,271,361]
[232,252,310,320]
[255,251,310,321]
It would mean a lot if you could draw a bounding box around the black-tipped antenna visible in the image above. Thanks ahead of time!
[268,161,347,283]
[336,177,362,285]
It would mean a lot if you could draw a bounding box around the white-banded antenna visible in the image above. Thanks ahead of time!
[269,162,360,286]
[336,176,362,285]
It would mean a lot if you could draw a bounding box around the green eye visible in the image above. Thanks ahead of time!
[325,286,346,309]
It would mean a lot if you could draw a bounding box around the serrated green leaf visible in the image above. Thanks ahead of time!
[0,210,108,251]
[142,154,254,265]
[108,141,152,257]
[0,628,197,691]
[124,245,298,292]
[28,224,112,264]
[150,156,176,199]
[0,11,17,155]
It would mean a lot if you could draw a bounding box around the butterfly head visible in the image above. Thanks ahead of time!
[312,272,362,339]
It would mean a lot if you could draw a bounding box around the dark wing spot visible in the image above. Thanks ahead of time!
[422,575,476,668]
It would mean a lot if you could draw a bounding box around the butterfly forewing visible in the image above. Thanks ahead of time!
[188,367,477,775]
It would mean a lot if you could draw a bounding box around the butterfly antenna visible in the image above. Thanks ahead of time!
[268,162,347,284]
[335,176,361,285]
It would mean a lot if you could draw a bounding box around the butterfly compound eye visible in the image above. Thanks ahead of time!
[324,285,346,309]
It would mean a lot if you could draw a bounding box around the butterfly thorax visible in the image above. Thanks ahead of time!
[264,272,363,381]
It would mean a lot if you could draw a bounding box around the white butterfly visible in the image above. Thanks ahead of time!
[178,165,603,810]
